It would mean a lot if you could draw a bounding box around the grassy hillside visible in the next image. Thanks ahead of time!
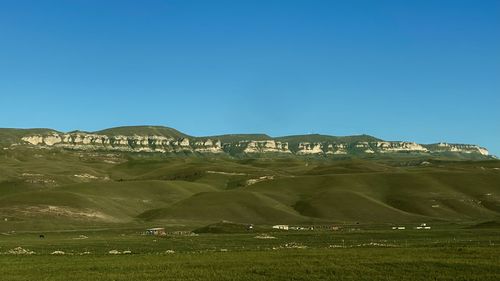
[276,134,381,144]
[94,125,188,138]
[0,128,60,146]
[206,134,272,142]
[138,190,308,224]
[0,145,499,230]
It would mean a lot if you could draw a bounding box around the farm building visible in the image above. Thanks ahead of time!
[415,223,431,230]
[272,225,289,230]
[310,225,341,231]
[289,226,314,231]
[146,227,166,236]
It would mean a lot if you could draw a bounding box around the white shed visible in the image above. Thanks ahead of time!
[272,225,289,230]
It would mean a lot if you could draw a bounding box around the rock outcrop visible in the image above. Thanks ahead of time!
[427,142,489,156]
[18,130,490,157]
[22,133,222,153]
[296,142,323,155]
[241,140,291,154]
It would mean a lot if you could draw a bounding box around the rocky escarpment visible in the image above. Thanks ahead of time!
[21,133,223,153]
[17,130,490,158]
[427,142,489,156]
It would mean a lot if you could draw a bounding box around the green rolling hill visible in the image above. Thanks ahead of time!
[0,126,498,231]
[95,125,188,138]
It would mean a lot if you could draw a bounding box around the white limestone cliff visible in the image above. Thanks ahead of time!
[22,136,44,145]
[19,133,490,157]
[376,141,428,153]
[297,142,323,154]
[435,142,489,156]
[20,133,221,153]
[193,139,224,153]
[242,140,291,153]
[326,144,348,155]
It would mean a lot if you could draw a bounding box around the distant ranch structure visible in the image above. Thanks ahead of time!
[272,225,289,230]
[415,223,431,230]
[392,226,406,230]
[146,227,166,236]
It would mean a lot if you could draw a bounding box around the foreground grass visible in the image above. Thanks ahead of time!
[1,247,499,281]
[1,229,500,281]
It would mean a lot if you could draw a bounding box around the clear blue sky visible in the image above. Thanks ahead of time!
[1,0,499,155]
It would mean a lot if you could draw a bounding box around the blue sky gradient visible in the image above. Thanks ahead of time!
[1,0,499,155]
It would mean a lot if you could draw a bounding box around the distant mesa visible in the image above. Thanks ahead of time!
[0,125,490,158]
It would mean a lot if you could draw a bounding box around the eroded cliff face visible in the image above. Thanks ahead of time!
[431,142,489,156]
[297,142,323,154]
[235,140,291,154]
[20,133,489,157]
[22,133,222,153]
[375,142,428,153]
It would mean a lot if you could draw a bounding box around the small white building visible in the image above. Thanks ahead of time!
[415,223,431,230]
[146,227,166,236]
[272,225,289,230]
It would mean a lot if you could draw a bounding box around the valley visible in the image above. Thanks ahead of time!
[1,126,499,280]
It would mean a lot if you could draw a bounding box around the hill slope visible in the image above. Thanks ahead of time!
[95,125,188,138]
[0,144,499,230]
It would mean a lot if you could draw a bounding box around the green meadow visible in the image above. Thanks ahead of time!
[1,139,499,280]
[1,147,499,229]
[1,227,500,281]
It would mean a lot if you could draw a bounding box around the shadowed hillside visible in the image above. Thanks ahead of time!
[0,141,499,231]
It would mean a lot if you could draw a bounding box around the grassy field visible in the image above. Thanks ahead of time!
[1,146,499,230]
[1,227,499,280]
[0,140,499,280]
